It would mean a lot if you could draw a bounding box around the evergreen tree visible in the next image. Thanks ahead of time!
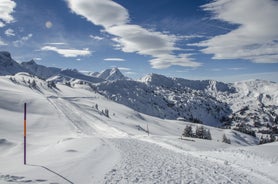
[104,108,109,118]
[222,134,231,144]
[205,129,212,140]
[196,126,205,139]
[270,134,276,142]
[31,80,36,88]
[182,125,193,137]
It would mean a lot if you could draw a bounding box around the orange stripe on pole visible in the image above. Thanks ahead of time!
[24,120,26,137]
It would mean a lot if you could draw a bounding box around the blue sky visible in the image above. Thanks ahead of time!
[0,0,277,82]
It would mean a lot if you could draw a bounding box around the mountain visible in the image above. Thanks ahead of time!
[47,69,104,84]
[223,80,278,132]
[0,51,27,75]
[0,52,127,83]
[97,67,128,81]
[141,73,235,92]
[97,76,233,126]
[0,51,277,138]
[20,60,104,83]
[97,74,278,136]
[21,60,61,79]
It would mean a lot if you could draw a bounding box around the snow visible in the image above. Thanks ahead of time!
[0,73,277,184]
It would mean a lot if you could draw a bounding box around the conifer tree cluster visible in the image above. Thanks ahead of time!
[259,134,276,144]
[182,125,212,140]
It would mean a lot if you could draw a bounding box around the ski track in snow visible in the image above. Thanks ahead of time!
[47,96,96,135]
[103,138,273,184]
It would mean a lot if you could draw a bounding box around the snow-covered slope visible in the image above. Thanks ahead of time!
[0,74,277,184]
[97,74,278,136]
[141,73,235,92]
[97,77,233,126]
[219,79,278,136]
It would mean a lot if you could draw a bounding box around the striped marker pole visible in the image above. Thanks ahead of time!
[24,103,27,165]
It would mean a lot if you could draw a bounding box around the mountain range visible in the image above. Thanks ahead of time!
[1,51,277,138]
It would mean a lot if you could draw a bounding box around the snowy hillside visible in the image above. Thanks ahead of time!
[97,73,278,138]
[97,79,231,126]
[0,73,277,184]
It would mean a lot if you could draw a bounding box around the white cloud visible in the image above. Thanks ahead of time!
[45,42,67,45]
[197,0,278,63]
[5,28,15,36]
[228,67,244,71]
[13,34,32,47]
[89,35,104,40]
[34,57,42,61]
[124,71,136,75]
[118,67,131,71]
[149,54,201,69]
[67,0,129,28]
[0,0,16,27]
[178,34,206,40]
[66,0,200,69]
[41,46,91,57]
[104,58,125,62]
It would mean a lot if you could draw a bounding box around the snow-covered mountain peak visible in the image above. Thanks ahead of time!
[140,73,174,87]
[140,73,234,93]
[97,67,127,81]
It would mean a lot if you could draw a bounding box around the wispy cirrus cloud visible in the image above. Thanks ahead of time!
[89,35,104,41]
[228,67,244,71]
[104,58,125,62]
[196,0,278,64]
[41,46,91,57]
[13,34,32,47]
[66,0,201,69]
[118,67,130,71]
[0,0,16,27]
[45,42,67,45]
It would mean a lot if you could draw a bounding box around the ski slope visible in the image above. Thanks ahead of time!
[0,73,277,184]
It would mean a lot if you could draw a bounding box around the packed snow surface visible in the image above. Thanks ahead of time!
[0,73,277,184]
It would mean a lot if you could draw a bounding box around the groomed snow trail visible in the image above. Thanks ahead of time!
[103,138,270,184]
